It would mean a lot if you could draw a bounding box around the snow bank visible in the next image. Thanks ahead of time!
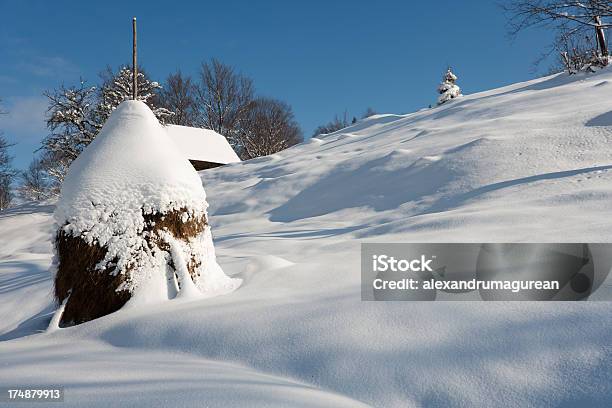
[3,69,612,406]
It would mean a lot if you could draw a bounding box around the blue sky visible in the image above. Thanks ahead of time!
[0,0,553,170]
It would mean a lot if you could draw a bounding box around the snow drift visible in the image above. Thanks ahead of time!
[52,100,240,326]
[1,69,612,407]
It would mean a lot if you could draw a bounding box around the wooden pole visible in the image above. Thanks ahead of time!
[132,17,138,100]
[594,16,608,60]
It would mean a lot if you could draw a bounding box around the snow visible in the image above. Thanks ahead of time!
[54,100,239,301]
[438,68,462,105]
[2,69,612,406]
[167,125,241,165]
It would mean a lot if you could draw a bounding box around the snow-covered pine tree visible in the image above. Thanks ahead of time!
[98,66,173,124]
[437,67,462,105]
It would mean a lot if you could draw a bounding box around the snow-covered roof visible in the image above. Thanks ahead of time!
[166,125,241,165]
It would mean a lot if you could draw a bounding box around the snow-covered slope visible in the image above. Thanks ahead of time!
[1,70,612,407]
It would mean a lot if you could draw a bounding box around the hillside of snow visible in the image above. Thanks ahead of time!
[1,69,612,407]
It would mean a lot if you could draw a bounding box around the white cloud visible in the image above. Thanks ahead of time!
[0,74,18,84]
[0,95,48,141]
[16,55,79,78]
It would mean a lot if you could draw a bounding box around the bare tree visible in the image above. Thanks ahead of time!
[0,137,15,210]
[195,59,255,148]
[504,1,612,68]
[362,107,377,119]
[559,33,606,72]
[18,157,55,201]
[0,100,16,210]
[0,176,11,210]
[312,111,352,137]
[159,71,198,126]
[239,98,302,160]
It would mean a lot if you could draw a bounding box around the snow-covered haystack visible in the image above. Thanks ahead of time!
[52,100,240,326]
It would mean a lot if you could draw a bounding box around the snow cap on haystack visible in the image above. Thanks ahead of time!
[52,100,240,327]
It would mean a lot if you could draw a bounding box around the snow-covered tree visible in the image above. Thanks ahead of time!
[505,1,611,62]
[98,66,173,124]
[42,82,101,184]
[437,68,462,105]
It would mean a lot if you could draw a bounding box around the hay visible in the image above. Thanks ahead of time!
[143,208,208,281]
[54,230,130,326]
[51,101,240,327]
[54,207,208,327]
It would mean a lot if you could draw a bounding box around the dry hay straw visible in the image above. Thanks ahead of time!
[54,208,207,326]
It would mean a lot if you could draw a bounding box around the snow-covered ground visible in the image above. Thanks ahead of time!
[1,69,612,407]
